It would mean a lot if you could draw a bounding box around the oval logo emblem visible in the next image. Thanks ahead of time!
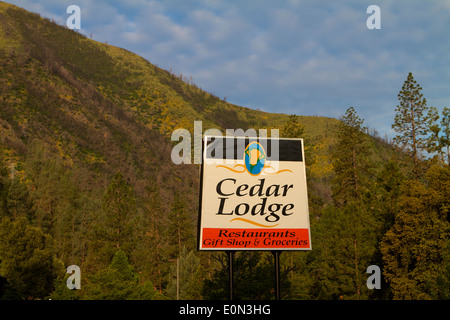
[244,142,266,176]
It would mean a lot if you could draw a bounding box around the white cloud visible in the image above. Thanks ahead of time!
[5,0,450,137]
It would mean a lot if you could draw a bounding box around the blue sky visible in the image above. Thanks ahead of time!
[6,0,450,138]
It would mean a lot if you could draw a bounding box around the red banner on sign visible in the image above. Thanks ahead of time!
[201,228,310,249]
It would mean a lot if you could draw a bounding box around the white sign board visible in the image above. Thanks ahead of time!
[198,136,311,251]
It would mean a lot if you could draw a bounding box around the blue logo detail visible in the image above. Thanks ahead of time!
[244,142,266,176]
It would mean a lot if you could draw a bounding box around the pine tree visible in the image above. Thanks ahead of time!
[0,164,10,218]
[87,172,137,270]
[101,172,136,250]
[312,107,381,299]
[377,159,404,231]
[392,72,429,178]
[0,146,11,219]
[6,178,33,221]
[0,217,64,299]
[426,107,443,161]
[282,115,305,138]
[132,184,171,294]
[167,192,194,256]
[332,107,371,206]
[424,106,450,165]
[166,247,204,300]
[83,249,160,300]
[308,203,379,299]
[0,275,23,299]
[380,165,450,299]
[24,141,72,235]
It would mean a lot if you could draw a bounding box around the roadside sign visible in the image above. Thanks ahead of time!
[198,136,311,251]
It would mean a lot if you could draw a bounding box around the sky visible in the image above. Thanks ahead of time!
[5,0,450,138]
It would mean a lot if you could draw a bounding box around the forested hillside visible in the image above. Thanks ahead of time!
[0,2,449,300]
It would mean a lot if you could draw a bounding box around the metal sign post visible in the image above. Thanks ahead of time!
[272,251,281,300]
[227,251,234,300]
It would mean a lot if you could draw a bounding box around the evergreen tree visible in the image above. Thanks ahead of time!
[376,159,405,233]
[332,107,371,206]
[167,192,194,256]
[24,141,75,235]
[134,184,171,294]
[0,161,10,218]
[426,107,443,161]
[101,172,136,251]
[307,203,379,299]
[307,107,382,300]
[0,275,23,300]
[425,165,450,222]
[6,178,33,221]
[392,72,429,178]
[83,249,160,300]
[87,172,137,271]
[426,106,450,165]
[282,115,305,138]
[166,247,204,300]
[381,165,450,299]
[0,217,64,299]
[48,273,81,300]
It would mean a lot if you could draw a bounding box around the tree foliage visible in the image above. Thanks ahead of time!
[0,4,449,301]
[282,115,305,138]
[381,166,450,299]
[392,72,429,178]
[83,250,160,300]
[0,217,64,299]
[426,106,450,165]
[332,107,371,206]
[101,172,136,250]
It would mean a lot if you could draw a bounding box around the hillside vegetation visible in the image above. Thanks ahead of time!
[0,2,449,300]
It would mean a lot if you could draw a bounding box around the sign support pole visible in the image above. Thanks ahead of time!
[272,251,281,300]
[227,251,234,300]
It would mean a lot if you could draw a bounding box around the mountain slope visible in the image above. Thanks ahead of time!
[1,1,209,278]
[0,2,409,300]
[0,1,345,191]
[1,1,198,198]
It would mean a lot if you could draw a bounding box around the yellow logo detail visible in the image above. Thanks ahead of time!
[230,218,279,228]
